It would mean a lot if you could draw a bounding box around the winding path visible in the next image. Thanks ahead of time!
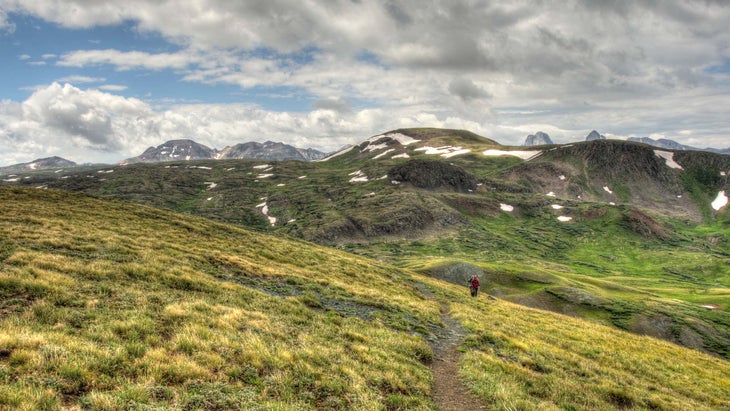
[417,283,488,410]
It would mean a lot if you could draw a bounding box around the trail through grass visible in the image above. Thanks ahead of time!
[1,187,730,410]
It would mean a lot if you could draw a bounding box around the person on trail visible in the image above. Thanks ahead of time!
[468,274,480,297]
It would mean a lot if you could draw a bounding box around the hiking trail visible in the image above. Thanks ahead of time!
[417,283,488,411]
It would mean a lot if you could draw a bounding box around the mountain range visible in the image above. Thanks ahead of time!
[1,127,729,408]
[521,130,730,154]
[120,139,328,165]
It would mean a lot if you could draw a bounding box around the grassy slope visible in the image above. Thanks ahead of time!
[3,138,730,358]
[1,187,730,410]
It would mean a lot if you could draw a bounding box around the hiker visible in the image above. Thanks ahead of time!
[468,274,480,297]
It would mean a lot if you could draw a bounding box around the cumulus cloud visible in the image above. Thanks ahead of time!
[2,0,730,164]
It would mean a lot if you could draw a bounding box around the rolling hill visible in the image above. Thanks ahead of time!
[1,187,729,410]
[1,127,729,360]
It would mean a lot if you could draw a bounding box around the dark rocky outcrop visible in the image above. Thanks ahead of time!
[388,159,478,193]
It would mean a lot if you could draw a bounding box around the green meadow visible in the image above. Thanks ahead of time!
[1,187,729,410]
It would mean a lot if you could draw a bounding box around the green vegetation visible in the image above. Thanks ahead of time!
[1,187,730,410]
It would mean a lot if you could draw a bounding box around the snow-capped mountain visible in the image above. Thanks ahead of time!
[219,141,327,161]
[0,156,77,176]
[121,139,327,165]
[523,131,553,146]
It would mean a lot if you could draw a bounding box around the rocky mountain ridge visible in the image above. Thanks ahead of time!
[523,131,554,146]
[0,156,77,176]
[121,139,327,164]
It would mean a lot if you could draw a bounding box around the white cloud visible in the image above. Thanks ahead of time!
[98,85,128,91]
[2,0,730,160]
[58,49,195,71]
[0,8,15,33]
[55,75,106,84]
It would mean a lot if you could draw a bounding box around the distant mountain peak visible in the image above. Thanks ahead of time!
[0,156,77,176]
[586,130,606,141]
[121,139,327,165]
[523,131,553,146]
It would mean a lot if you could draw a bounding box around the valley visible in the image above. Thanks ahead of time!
[1,128,730,409]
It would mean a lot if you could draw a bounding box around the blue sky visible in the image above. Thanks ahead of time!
[1,1,729,166]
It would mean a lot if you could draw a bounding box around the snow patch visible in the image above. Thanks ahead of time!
[277,183,286,187]
[256,174,274,179]
[551,204,564,210]
[546,192,556,197]
[483,149,541,160]
[29,163,38,170]
[298,175,307,179]
[442,148,471,158]
[370,132,421,146]
[225,167,236,171]
[97,169,114,174]
[712,191,728,211]
[392,153,410,159]
[557,216,573,222]
[603,186,613,194]
[3,178,19,182]
[372,148,395,159]
[415,146,452,155]
[349,170,369,182]
[415,146,471,158]
[500,203,514,212]
[255,202,277,226]
[721,171,727,176]
[253,164,271,169]
[319,146,354,161]
[559,175,566,181]
[654,150,683,169]
[364,142,389,152]
[204,182,218,190]
[206,197,213,201]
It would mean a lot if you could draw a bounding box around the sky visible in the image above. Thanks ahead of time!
[1,0,729,166]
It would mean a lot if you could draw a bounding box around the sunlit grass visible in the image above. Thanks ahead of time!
[419,277,730,410]
[2,187,729,409]
[0,187,438,409]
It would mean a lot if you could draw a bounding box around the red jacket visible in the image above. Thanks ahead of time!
[470,277,480,288]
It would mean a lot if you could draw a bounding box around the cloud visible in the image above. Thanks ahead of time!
[448,78,491,101]
[2,0,730,162]
[58,49,195,70]
[55,75,106,84]
[0,8,15,34]
[312,97,351,113]
[98,84,128,91]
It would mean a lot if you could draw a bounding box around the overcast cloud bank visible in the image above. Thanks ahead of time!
[1,0,729,165]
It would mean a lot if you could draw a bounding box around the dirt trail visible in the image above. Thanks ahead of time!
[417,283,488,411]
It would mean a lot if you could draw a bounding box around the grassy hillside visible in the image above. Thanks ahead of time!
[1,128,729,357]
[1,187,730,410]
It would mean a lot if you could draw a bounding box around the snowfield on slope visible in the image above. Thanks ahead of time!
[654,150,683,169]
[483,149,541,160]
[712,191,728,211]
